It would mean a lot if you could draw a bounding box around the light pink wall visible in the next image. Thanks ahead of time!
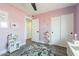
[34,5,76,42]
[0,3,78,54]
[75,4,79,39]
[0,4,30,54]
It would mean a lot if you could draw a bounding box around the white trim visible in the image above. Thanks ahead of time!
[20,42,26,47]
[24,16,32,21]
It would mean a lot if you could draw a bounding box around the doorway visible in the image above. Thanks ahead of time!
[25,17,39,43]
[25,18,32,39]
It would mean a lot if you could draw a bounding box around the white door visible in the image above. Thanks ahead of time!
[32,19,39,42]
[61,13,74,46]
[51,16,61,45]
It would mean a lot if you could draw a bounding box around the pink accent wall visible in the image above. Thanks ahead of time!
[75,4,79,39]
[34,5,76,42]
[0,4,30,54]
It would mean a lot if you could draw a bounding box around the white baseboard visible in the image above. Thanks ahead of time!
[38,41,44,43]
[32,40,45,44]
[20,42,26,47]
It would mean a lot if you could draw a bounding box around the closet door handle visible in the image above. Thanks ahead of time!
[70,32,73,34]
[37,31,39,32]
[52,32,53,34]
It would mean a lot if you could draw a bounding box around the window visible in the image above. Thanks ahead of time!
[0,22,8,28]
[0,11,8,28]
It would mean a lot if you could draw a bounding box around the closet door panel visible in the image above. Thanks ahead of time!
[61,13,74,43]
[51,16,61,44]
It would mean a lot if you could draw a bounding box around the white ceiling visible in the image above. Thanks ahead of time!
[11,3,76,15]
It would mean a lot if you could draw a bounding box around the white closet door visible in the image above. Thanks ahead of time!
[51,16,61,44]
[32,19,39,42]
[61,13,74,45]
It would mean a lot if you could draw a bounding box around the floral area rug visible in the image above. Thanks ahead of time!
[20,43,54,56]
